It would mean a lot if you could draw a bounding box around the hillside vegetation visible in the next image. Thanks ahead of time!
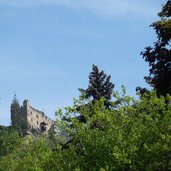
[1,0,171,170]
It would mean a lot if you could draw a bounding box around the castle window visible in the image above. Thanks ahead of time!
[40,122,47,132]
[31,118,33,122]
[37,121,39,125]
[36,114,39,118]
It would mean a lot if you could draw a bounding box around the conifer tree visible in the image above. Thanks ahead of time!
[79,64,114,108]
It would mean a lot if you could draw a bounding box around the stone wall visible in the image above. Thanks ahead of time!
[25,100,54,134]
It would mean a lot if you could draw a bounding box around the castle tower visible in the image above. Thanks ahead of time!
[11,96,28,131]
[10,94,20,126]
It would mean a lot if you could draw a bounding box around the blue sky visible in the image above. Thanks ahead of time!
[0,0,166,125]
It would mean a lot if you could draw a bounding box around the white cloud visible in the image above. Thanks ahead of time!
[0,0,160,18]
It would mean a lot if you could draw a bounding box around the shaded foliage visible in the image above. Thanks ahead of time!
[0,126,22,157]
[141,0,171,96]
[79,64,114,108]
[136,86,150,95]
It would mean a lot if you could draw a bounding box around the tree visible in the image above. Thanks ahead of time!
[79,64,114,108]
[0,137,51,171]
[141,0,171,96]
[0,126,22,157]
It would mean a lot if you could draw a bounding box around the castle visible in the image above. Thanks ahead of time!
[10,96,55,135]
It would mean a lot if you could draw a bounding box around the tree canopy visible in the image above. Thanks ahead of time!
[1,91,171,171]
[141,0,171,96]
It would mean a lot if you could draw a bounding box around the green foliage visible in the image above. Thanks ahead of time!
[47,90,171,170]
[47,126,66,147]
[0,126,22,157]
[1,90,171,170]
[0,137,51,171]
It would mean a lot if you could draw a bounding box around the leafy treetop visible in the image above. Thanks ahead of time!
[141,0,171,96]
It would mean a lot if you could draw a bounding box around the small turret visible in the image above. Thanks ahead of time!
[23,99,29,107]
